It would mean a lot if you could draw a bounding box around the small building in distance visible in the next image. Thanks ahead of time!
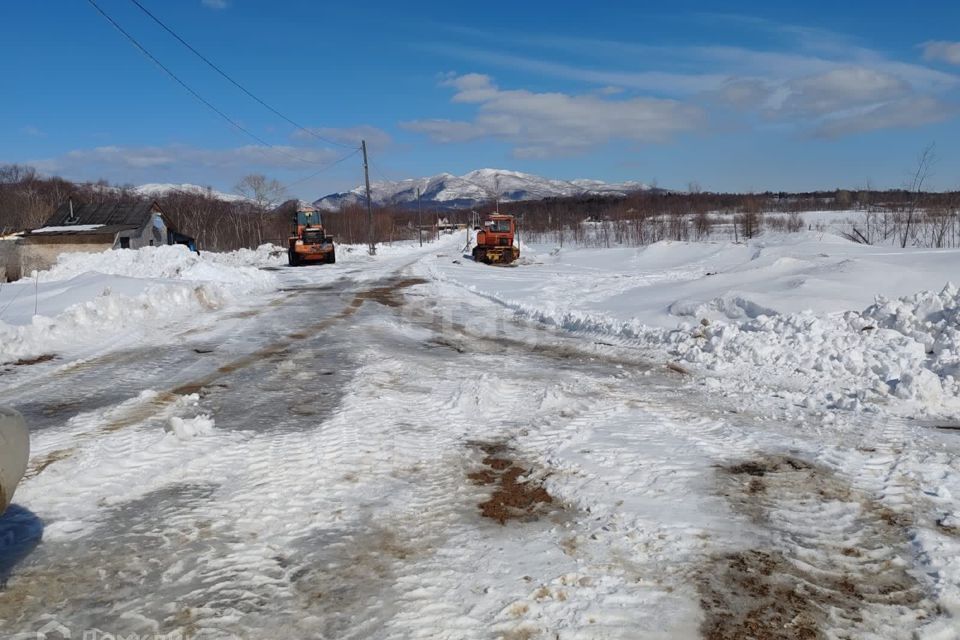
[1,199,196,281]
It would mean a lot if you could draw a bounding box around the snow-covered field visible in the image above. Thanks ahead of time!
[1,226,959,639]
[421,231,960,419]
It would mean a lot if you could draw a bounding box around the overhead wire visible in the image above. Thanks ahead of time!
[281,147,361,192]
[85,0,350,169]
[126,0,355,150]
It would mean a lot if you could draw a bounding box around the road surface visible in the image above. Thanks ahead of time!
[1,251,956,639]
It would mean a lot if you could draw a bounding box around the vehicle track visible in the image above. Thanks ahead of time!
[3,263,956,638]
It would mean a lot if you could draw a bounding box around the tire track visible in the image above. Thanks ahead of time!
[700,454,933,639]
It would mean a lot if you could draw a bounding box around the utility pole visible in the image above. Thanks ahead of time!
[361,139,375,255]
[417,187,423,247]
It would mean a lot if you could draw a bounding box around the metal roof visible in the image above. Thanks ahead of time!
[44,200,160,228]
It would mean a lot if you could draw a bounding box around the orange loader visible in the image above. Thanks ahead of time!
[289,205,335,266]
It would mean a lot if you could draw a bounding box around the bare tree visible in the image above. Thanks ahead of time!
[901,143,936,248]
[235,174,286,245]
[235,174,286,209]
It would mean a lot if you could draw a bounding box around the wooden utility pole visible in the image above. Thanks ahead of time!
[417,187,423,247]
[361,139,375,255]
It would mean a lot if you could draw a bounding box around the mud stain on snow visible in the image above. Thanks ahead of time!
[353,277,428,308]
[467,441,555,525]
[698,454,930,639]
[7,354,56,366]
[23,448,75,480]
[288,524,419,638]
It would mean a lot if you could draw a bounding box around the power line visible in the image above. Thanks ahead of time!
[85,0,338,168]
[369,160,399,187]
[127,0,355,150]
[282,148,361,191]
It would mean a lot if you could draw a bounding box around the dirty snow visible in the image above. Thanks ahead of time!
[2,227,960,639]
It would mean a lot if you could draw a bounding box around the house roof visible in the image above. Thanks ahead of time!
[24,224,140,237]
[44,200,160,228]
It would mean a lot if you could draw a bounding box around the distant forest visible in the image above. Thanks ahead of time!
[2,164,959,250]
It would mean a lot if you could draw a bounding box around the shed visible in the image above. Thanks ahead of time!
[3,199,195,281]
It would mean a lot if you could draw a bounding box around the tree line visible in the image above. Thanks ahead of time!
[0,166,423,251]
[2,163,959,251]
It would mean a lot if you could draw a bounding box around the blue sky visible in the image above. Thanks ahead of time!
[3,0,960,199]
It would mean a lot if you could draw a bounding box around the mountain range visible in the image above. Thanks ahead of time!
[126,170,650,210]
[131,183,248,202]
[312,169,650,211]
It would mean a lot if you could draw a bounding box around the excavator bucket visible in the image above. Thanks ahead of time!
[0,407,29,514]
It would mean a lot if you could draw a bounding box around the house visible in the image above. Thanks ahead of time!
[1,199,195,281]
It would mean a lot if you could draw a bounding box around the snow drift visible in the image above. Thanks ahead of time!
[668,283,960,415]
[421,231,960,418]
[0,245,285,363]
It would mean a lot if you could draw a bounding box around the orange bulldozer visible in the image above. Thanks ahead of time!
[472,214,520,265]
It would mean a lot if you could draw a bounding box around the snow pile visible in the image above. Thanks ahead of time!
[0,244,286,363]
[167,414,215,441]
[203,244,287,270]
[667,284,960,414]
[0,279,232,361]
[36,244,279,291]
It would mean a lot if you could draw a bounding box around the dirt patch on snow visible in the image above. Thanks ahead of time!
[699,550,821,640]
[467,441,554,525]
[354,277,427,308]
[6,354,56,366]
[699,454,930,639]
[23,447,75,480]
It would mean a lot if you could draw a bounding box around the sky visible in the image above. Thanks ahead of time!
[3,0,960,199]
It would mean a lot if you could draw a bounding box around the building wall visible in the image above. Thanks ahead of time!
[117,214,166,249]
[17,241,113,278]
[2,212,175,281]
[0,240,19,282]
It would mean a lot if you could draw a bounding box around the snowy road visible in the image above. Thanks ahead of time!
[2,246,959,639]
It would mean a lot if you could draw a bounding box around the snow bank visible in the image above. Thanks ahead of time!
[36,244,281,290]
[421,231,960,417]
[667,284,960,415]
[0,244,285,362]
[0,279,232,361]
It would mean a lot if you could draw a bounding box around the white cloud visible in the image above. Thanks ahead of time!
[781,67,911,116]
[403,74,704,157]
[923,41,960,66]
[711,79,775,109]
[813,96,956,138]
[292,125,392,148]
[595,86,625,96]
[421,44,728,95]
[31,144,341,181]
[20,125,45,137]
[424,25,960,139]
[201,0,229,9]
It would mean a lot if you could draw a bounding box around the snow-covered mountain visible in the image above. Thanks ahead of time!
[313,169,649,211]
[132,183,247,202]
